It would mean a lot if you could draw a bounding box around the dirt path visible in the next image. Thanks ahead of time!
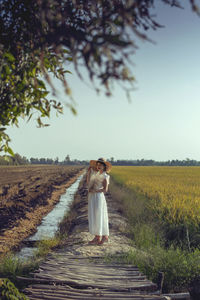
[23,177,167,299]
[59,183,133,258]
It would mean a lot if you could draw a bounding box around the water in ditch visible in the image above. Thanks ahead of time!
[16,174,84,259]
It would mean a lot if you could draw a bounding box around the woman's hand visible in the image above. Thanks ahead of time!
[95,189,102,193]
[89,188,102,193]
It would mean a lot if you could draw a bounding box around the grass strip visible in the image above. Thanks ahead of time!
[108,177,200,293]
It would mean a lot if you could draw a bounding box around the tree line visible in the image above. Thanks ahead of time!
[1,154,200,167]
[110,158,200,166]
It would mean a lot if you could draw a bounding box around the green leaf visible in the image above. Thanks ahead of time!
[7,147,14,156]
[63,49,70,54]
[4,52,15,62]
[64,70,72,74]
[32,67,36,76]
[41,91,49,97]
[37,79,46,89]
[27,113,33,122]
[4,64,11,75]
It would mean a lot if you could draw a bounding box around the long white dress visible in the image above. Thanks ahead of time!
[88,170,109,236]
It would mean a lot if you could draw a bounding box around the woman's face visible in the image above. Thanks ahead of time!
[96,162,105,172]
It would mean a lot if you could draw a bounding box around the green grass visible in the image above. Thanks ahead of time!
[0,237,63,298]
[104,246,200,293]
[34,237,61,258]
[0,252,39,296]
[0,237,61,280]
[109,177,200,293]
[0,253,37,281]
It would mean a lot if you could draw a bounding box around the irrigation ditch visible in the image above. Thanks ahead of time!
[16,173,84,260]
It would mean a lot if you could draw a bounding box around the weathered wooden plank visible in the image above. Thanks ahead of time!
[41,262,139,270]
[27,296,163,300]
[39,261,138,268]
[42,274,146,281]
[34,272,151,284]
[35,268,145,280]
[42,260,135,266]
[37,265,140,275]
[27,288,163,299]
[25,286,166,300]
[19,275,157,293]
[27,284,154,294]
[38,264,141,274]
[27,290,164,300]
[25,279,157,292]
[34,268,143,278]
[37,271,143,279]
[26,292,166,300]
[34,274,147,283]
[34,272,146,283]
[46,255,135,263]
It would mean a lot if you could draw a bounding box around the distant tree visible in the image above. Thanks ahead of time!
[9,153,28,165]
[39,158,46,164]
[30,157,39,164]
[0,0,199,153]
[110,157,114,163]
[0,153,29,165]
[46,158,54,164]
[54,157,59,164]
[64,155,70,164]
[0,155,12,165]
[73,159,81,165]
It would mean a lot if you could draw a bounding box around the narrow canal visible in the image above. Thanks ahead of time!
[17,173,84,259]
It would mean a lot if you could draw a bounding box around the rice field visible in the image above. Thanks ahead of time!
[111,166,200,226]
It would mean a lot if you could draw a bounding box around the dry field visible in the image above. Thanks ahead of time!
[0,165,84,253]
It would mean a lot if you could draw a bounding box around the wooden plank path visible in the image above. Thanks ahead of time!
[24,254,165,299]
[22,178,168,300]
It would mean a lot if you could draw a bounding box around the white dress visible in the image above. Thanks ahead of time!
[88,170,109,236]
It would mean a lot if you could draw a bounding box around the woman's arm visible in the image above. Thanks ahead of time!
[86,167,91,186]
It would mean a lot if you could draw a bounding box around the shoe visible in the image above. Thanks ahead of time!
[97,237,109,245]
[88,237,100,245]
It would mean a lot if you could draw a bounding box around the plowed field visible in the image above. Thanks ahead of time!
[0,165,84,254]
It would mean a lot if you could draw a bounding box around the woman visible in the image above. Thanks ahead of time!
[86,158,111,245]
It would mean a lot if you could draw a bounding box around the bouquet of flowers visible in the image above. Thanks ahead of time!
[88,172,104,193]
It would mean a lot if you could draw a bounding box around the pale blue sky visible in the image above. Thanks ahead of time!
[7,1,200,161]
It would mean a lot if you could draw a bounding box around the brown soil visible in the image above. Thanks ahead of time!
[0,165,84,254]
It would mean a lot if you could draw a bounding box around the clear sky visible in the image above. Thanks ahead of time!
[7,1,200,161]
